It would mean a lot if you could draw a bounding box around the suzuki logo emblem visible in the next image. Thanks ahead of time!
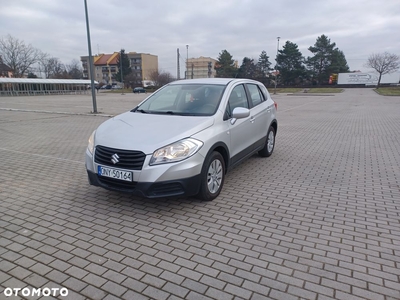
[111,153,120,164]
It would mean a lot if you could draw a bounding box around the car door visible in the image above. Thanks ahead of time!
[244,83,271,150]
[225,84,259,165]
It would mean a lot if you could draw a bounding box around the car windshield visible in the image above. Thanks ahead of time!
[134,83,225,116]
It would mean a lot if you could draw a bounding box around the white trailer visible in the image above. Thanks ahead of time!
[338,72,400,85]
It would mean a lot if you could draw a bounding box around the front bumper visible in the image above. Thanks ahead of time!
[87,170,201,198]
[85,148,204,198]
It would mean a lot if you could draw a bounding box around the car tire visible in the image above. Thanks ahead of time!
[258,126,276,157]
[197,151,225,201]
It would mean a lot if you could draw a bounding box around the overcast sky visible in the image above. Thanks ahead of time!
[1,0,399,78]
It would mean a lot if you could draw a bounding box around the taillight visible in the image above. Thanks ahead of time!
[274,102,278,111]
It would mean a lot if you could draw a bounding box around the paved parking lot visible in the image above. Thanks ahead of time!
[0,88,399,300]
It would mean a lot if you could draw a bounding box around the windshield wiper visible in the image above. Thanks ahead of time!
[135,109,148,113]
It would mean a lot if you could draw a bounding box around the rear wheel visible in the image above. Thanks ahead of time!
[197,151,225,201]
[258,126,276,157]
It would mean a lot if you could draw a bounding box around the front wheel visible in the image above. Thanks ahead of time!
[197,151,225,201]
[258,126,276,157]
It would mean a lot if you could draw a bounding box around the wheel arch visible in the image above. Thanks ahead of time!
[204,142,230,174]
[270,119,278,135]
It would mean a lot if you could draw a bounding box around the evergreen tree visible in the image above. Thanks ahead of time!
[306,35,349,84]
[277,41,306,85]
[256,50,271,84]
[329,49,349,74]
[215,50,237,78]
[115,49,131,83]
[237,57,258,79]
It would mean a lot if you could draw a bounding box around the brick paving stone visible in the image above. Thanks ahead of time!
[121,290,150,300]
[64,266,89,279]
[180,278,208,294]
[80,285,107,300]
[62,277,88,292]
[68,256,91,269]
[186,291,214,300]
[0,261,16,272]
[1,90,400,299]
[163,282,190,298]
[102,269,127,284]
[121,277,147,293]
[82,273,107,288]
[142,285,170,300]
[224,283,253,299]
[101,280,127,297]
[200,275,226,290]
[29,263,52,276]
[84,262,108,276]
[48,259,71,272]
[206,287,234,300]
[368,283,400,299]
[102,294,122,300]
[7,266,32,281]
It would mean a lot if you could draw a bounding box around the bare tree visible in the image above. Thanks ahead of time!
[158,71,174,86]
[149,69,161,87]
[65,59,83,79]
[365,52,400,88]
[0,34,41,77]
[149,69,174,87]
[38,56,65,78]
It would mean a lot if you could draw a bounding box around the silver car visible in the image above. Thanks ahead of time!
[85,78,277,201]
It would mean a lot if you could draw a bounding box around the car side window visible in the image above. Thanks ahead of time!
[247,84,265,107]
[225,85,249,118]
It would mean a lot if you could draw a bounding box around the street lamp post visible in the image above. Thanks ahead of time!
[186,45,189,79]
[120,50,124,95]
[274,36,280,95]
[84,0,97,113]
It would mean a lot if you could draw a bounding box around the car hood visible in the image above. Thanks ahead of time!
[94,111,214,154]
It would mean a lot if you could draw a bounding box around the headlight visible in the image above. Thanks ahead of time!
[87,130,96,154]
[150,138,203,165]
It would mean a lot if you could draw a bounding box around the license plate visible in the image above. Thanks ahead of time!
[97,165,133,182]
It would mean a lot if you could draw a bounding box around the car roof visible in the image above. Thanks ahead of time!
[169,78,263,86]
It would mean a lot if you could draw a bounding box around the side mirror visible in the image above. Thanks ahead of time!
[230,107,250,124]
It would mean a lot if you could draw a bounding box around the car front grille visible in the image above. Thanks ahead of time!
[94,145,146,170]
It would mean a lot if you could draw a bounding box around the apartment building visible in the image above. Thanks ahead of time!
[127,52,158,86]
[81,52,158,86]
[185,56,217,79]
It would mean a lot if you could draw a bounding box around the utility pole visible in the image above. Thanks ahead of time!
[177,48,180,80]
[274,36,280,95]
[120,49,124,95]
[84,0,97,113]
[186,45,189,79]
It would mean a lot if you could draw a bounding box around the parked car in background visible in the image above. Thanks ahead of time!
[111,85,122,90]
[100,85,112,90]
[133,87,146,93]
[86,78,277,201]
